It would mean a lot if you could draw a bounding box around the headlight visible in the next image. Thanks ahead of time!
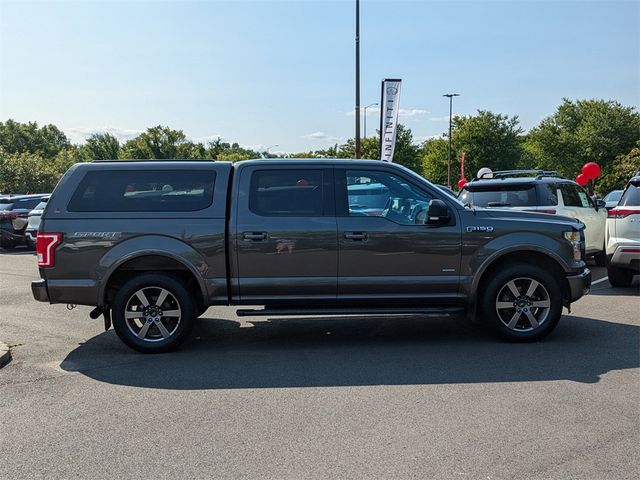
[563,230,582,261]
[564,231,580,242]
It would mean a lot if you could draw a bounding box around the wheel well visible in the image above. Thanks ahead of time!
[104,255,204,308]
[478,251,570,302]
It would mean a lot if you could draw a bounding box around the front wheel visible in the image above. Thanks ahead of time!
[480,264,563,342]
[112,273,196,353]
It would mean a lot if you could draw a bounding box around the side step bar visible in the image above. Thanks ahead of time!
[236,306,464,317]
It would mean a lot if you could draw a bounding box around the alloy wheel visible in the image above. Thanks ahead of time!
[495,277,551,332]
[124,286,182,342]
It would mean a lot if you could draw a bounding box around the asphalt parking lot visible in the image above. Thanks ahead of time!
[1,249,638,480]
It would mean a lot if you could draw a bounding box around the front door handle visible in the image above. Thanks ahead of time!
[243,232,267,241]
[344,232,368,241]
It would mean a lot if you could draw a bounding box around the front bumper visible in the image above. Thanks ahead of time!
[31,279,50,302]
[566,268,591,302]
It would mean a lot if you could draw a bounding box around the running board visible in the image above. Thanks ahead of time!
[236,306,464,317]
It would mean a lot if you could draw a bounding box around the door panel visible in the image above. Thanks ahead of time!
[234,166,337,303]
[336,169,462,304]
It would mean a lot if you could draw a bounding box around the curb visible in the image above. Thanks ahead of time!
[0,342,11,368]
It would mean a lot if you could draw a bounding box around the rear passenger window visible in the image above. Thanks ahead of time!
[68,170,216,212]
[249,170,323,216]
[560,184,591,207]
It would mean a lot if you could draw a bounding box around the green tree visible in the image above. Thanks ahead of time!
[598,142,640,193]
[524,99,640,187]
[120,126,192,159]
[419,111,523,186]
[0,153,63,193]
[419,136,449,184]
[0,119,70,158]
[335,124,420,171]
[85,133,120,160]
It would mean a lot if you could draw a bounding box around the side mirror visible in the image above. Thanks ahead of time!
[427,199,450,224]
[595,199,606,210]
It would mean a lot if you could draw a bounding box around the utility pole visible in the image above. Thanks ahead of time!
[443,93,460,188]
[355,0,361,158]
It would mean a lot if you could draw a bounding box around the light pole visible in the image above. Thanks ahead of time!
[264,144,278,158]
[363,102,378,139]
[355,0,361,158]
[443,93,460,188]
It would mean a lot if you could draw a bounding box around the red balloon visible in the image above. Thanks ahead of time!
[457,179,468,189]
[581,162,601,180]
[576,174,589,186]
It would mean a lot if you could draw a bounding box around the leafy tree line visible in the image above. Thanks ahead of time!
[1,98,638,194]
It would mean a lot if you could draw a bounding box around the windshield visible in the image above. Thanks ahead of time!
[604,190,623,202]
[619,184,640,207]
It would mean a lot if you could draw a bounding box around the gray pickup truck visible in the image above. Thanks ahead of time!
[32,159,591,352]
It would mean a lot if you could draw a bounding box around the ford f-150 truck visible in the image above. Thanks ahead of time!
[31,159,591,352]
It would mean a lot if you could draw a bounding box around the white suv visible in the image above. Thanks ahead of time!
[459,171,607,264]
[606,176,640,287]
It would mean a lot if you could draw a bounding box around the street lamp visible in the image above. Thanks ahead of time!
[363,102,378,139]
[264,144,278,158]
[443,93,460,188]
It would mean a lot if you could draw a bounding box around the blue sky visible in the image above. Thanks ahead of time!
[1,0,638,152]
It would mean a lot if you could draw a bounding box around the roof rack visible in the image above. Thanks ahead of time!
[91,158,216,163]
[478,169,560,180]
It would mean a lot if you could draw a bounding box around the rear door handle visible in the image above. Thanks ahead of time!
[344,232,368,241]
[243,232,267,241]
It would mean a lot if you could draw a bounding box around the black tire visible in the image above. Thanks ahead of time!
[479,264,563,342]
[607,265,634,288]
[112,273,196,353]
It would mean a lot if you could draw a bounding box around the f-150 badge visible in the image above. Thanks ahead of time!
[466,226,494,233]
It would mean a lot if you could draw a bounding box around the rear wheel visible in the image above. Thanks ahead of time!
[480,264,563,342]
[607,265,634,287]
[112,273,196,353]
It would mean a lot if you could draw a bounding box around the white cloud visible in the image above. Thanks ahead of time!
[64,126,143,144]
[415,134,444,143]
[302,131,330,139]
[190,134,225,144]
[301,131,344,144]
[398,108,429,117]
[346,107,429,118]
[429,116,451,122]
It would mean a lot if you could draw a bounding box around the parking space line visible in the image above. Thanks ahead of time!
[592,277,609,285]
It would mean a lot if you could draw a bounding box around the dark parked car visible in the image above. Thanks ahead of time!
[32,160,591,352]
[0,194,49,249]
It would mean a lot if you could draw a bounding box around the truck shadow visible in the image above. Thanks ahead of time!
[59,313,639,390]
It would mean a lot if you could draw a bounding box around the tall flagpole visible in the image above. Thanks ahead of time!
[355,0,361,159]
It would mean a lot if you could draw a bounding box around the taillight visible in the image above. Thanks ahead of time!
[525,209,556,214]
[36,233,62,268]
[608,209,638,218]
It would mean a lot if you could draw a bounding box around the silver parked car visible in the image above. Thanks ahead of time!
[25,196,50,248]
